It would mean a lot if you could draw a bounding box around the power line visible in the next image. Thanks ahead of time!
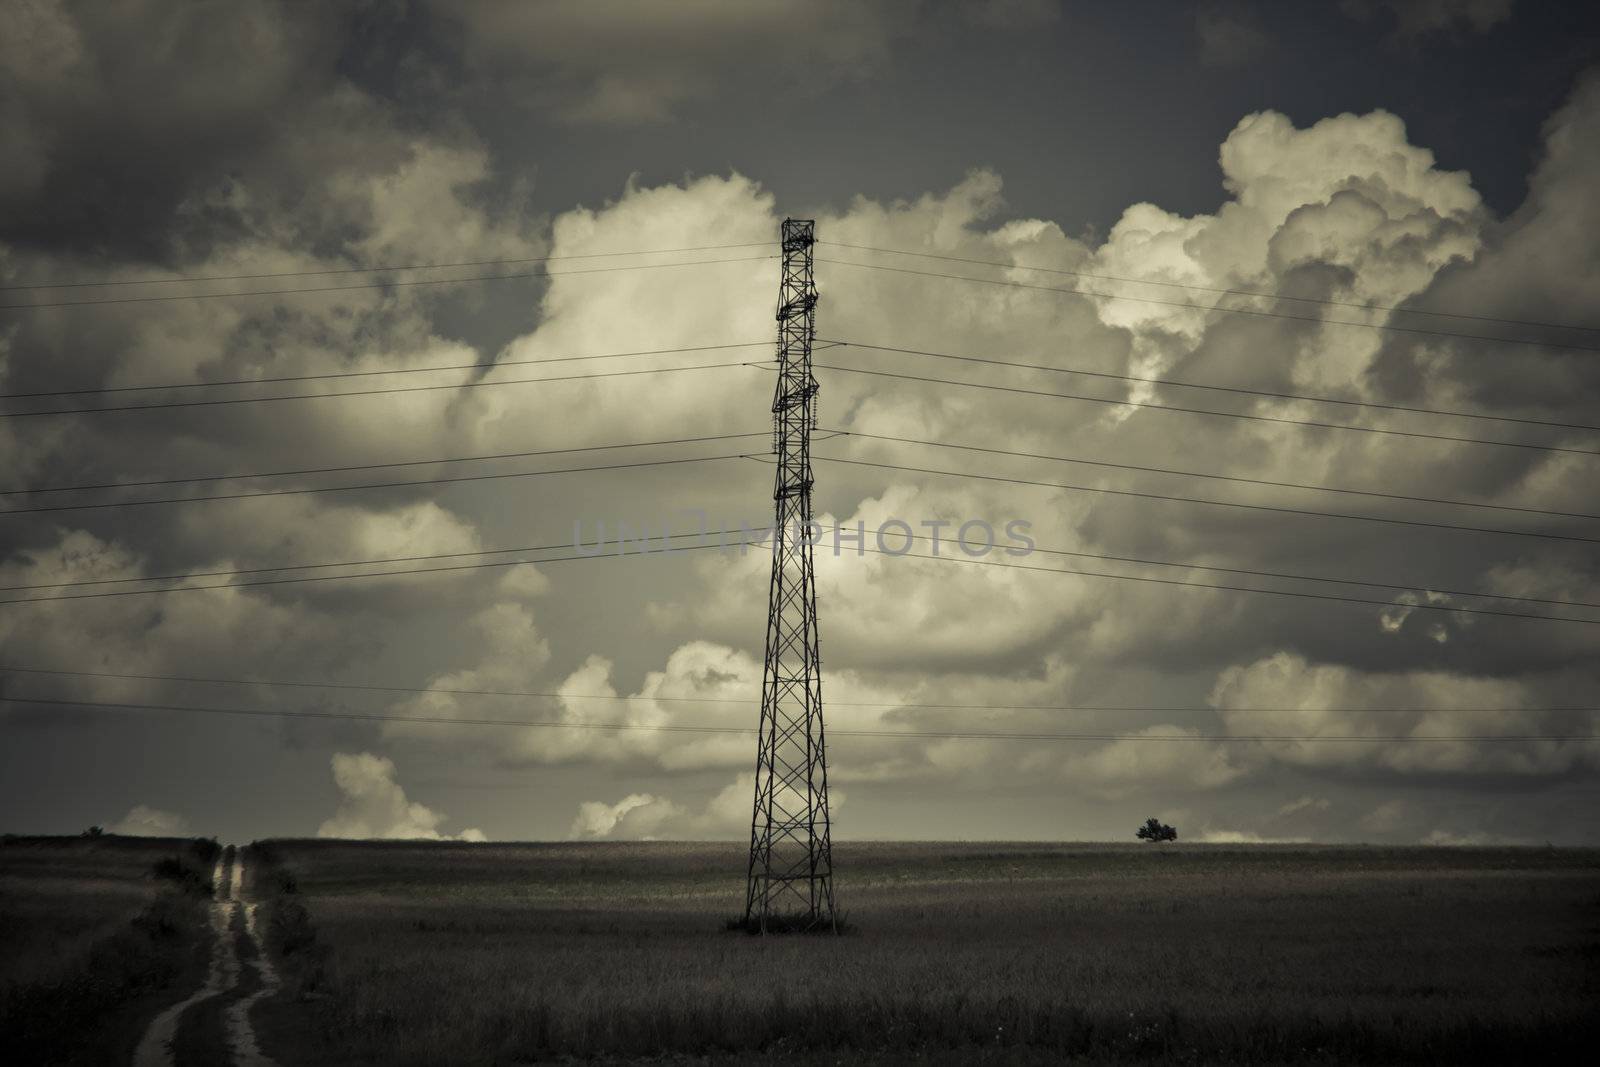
[760,536,1600,627]
[0,527,754,595]
[751,476,1600,612]
[0,358,766,420]
[0,450,754,519]
[832,429,1600,523]
[9,512,1594,620]
[822,241,1600,337]
[0,340,769,401]
[10,455,1594,619]
[807,469,1600,611]
[828,339,1600,434]
[6,399,1582,596]
[818,258,1600,356]
[0,544,562,594]
[8,665,1592,715]
[0,242,771,294]
[814,362,1600,457]
[1,430,767,505]
[0,535,760,606]
[0,254,774,311]
[1001,548,1600,615]
[807,455,1600,546]
[4,694,1588,744]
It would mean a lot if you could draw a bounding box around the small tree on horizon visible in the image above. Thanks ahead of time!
[1136,817,1177,842]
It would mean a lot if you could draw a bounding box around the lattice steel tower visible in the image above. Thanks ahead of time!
[744,218,836,932]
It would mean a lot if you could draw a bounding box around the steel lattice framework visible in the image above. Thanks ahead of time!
[744,218,836,932]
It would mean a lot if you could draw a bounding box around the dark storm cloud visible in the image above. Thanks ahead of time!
[1339,0,1515,41]
[1194,5,1273,69]
[0,0,349,257]
[0,0,557,840]
[425,0,923,123]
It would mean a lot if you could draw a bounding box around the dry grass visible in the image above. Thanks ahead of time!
[0,834,216,1064]
[253,840,1600,1064]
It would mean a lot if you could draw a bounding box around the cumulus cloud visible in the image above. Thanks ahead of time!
[438,101,1597,819]
[381,582,555,746]
[110,804,190,837]
[569,793,685,839]
[0,2,554,780]
[4,1,1597,846]
[1211,652,1600,777]
[1046,728,1249,800]
[0,529,353,710]
[569,772,826,840]
[1378,591,1458,642]
[317,752,485,841]
[1371,72,1600,422]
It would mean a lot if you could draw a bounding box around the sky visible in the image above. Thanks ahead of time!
[3,0,1600,847]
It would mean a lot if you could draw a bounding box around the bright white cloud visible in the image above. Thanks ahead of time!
[570,771,837,840]
[569,793,685,839]
[316,752,485,841]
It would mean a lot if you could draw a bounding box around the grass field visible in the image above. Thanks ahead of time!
[252,840,1600,1065]
[0,834,216,1064]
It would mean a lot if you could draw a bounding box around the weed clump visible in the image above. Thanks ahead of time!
[2,844,209,1065]
[189,837,221,865]
[253,846,329,999]
[150,856,212,898]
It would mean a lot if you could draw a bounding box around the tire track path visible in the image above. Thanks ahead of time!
[132,847,280,1067]
[224,887,282,1064]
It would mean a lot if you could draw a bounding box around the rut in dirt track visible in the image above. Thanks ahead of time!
[132,846,280,1067]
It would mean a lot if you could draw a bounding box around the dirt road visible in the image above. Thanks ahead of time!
[133,846,279,1067]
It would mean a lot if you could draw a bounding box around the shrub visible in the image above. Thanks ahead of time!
[151,856,213,897]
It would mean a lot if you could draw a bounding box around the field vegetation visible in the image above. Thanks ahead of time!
[253,840,1600,1064]
[0,833,218,1064]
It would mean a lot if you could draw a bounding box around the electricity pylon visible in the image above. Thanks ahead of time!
[744,218,836,932]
